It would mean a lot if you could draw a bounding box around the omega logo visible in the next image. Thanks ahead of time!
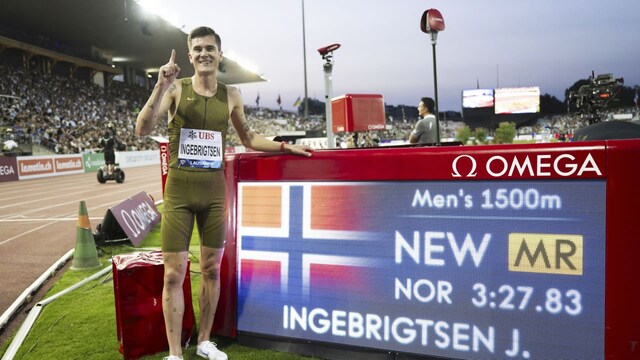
[451,155,477,177]
[451,153,602,178]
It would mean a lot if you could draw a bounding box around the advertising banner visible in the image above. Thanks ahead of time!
[83,153,106,172]
[0,156,19,182]
[17,154,85,179]
[108,191,161,247]
[149,136,170,196]
[237,180,605,359]
[116,150,159,168]
[159,142,169,196]
[53,155,83,173]
[17,156,55,179]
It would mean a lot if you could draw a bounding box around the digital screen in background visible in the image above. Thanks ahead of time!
[462,89,494,109]
[494,87,541,114]
[237,181,605,360]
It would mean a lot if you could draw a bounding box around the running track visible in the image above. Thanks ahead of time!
[0,165,162,320]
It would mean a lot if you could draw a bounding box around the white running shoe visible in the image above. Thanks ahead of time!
[163,356,183,360]
[196,340,228,360]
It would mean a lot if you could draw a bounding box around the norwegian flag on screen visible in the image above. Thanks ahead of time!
[238,183,384,301]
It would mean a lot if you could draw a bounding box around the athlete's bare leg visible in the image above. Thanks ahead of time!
[197,246,224,343]
[162,251,189,356]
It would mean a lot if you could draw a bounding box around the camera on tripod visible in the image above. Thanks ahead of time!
[569,71,624,124]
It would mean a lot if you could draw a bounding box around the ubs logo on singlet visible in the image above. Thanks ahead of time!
[187,130,217,141]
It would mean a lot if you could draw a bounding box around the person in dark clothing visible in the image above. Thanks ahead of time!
[99,128,117,175]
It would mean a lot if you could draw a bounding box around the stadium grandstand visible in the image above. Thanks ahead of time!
[0,0,307,155]
[0,0,460,155]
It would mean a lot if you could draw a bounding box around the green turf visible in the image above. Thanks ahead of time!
[1,215,318,359]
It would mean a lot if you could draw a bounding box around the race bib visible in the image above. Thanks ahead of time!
[178,128,222,169]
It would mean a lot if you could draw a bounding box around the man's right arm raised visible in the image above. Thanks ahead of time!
[135,49,180,136]
[135,82,176,136]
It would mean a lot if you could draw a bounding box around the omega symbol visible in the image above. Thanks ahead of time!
[451,155,477,178]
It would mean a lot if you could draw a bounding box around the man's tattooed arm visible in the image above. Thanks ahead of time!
[135,82,176,136]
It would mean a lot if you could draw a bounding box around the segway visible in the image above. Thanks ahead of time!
[97,164,125,183]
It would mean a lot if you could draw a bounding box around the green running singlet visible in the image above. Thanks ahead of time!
[161,79,230,252]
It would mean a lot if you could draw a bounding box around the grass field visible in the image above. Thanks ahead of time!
[0,218,317,360]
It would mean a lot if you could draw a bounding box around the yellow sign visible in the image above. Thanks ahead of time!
[508,233,583,275]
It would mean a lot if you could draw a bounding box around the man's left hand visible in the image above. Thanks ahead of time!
[284,144,314,157]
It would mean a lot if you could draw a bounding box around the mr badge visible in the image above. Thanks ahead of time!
[508,233,583,275]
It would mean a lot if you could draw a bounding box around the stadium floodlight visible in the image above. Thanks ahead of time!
[135,0,184,30]
[224,51,261,76]
[420,8,445,144]
[318,43,341,149]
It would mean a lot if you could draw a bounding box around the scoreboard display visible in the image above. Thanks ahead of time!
[494,87,540,114]
[220,140,640,359]
[462,89,494,109]
[237,180,604,359]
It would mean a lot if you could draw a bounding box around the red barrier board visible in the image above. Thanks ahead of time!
[112,251,195,359]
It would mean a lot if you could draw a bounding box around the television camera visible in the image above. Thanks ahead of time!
[569,71,624,124]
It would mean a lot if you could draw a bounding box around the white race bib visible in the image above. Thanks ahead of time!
[177,128,222,169]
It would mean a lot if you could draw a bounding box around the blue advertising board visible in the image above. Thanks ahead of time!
[237,181,605,359]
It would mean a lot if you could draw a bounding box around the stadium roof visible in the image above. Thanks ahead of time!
[0,0,267,85]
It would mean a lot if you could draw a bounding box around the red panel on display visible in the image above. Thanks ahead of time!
[602,140,640,357]
[112,251,195,360]
[331,94,386,132]
[211,154,240,337]
[235,142,606,181]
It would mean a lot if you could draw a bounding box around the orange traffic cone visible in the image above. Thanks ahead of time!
[71,201,100,270]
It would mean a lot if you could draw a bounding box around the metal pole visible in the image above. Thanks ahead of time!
[431,42,441,144]
[323,60,335,148]
[302,0,309,119]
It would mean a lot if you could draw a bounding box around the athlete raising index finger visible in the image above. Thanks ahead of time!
[135,26,313,360]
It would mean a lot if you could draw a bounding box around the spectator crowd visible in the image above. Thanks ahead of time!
[0,63,415,154]
[3,63,636,155]
[0,65,157,154]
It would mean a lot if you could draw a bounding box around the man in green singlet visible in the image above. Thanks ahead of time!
[135,26,313,360]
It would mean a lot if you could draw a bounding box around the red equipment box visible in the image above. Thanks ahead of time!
[112,251,195,359]
[331,94,386,132]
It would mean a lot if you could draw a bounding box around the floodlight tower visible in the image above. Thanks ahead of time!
[421,9,445,144]
[318,43,341,149]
